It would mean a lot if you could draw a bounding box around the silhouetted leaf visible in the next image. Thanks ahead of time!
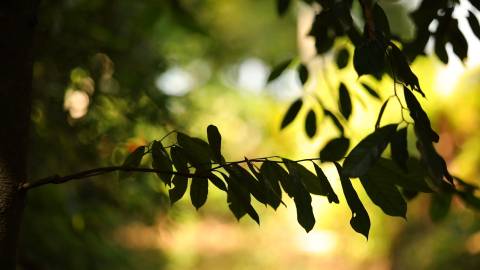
[334,162,370,239]
[207,124,224,163]
[467,11,480,40]
[227,164,267,205]
[169,175,188,205]
[360,83,381,100]
[281,99,303,129]
[343,124,397,178]
[353,39,386,77]
[375,98,389,129]
[263,161,294,198]
[226,174,260,224]
[259,162,283,209]
[268,58,292,82]
[339,83,352,120]
[120,146,146,180]
[320,137,350,162]
[305,109,317,138]
[324,109,344,134]
[285,164,315,232]
[298,64,309,85]
[360,170,407,218]
[391,127,409,171]
[336,48,350,69]
[387,43,425,97]
[313,162,339,203]
[373,3,391,38]
[403,87,439,143]
[207,173,227,191]
[284,159,327,196]
[277,0,291,16]
[190,175,208,209]
[152,141,173,185]
[450,24,468,61]
[170,146,188,173]
[177,132,212,170]
[429,192,452,222]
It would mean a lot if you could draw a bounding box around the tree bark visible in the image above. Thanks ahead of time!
[0,1,36,268]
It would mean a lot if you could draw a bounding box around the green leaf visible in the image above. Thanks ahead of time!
[390,127,409,171]
[319,137,350,162]
[360,83,381,100]
[151,141,173,185]
[281,99,303,129]
[360,171,407,218]
[336,48,350,69]
[169,175,188,205]
[339,83,352,120]
[334,162,370,239]
[268,58,292,82]
[177,132,212,170]
[324,109,344,134]
[190,175,208,210]
[305,109,317,138]
[313,162,339,203]
[207,124,224,162]
[283,159,327,196]
[170,146,188,173]
[429,192,452,222]
[119,146,146,180]
[277,0,291,16]
[467,11,480,40]
[298,64,309,85]
[343,124,398,178]
[375,98,389,129]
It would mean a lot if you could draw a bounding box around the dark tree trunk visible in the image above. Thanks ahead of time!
[0,1,36,268]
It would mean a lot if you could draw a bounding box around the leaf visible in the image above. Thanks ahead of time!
[353,39,386,77]
[119,146,146,180]
[285,163,315,232]
[262,161,293,198]
[429,192,452,222]
[467,11,480,40]
[343,124,398,178]
[259,162,283,209]
[281,99,303,129]
[391,127,409,171]
[170,146,188,173]
[277,0,291,16]
[373,3,391,38]
[336,48,350,69]
[151,141,173,185]
[375,98,389,129]
[339,83,352,120]
[450,23,468,61]
[403,87,439,143]
[226,174,260,224]
[360,170,407,218]
[305,109,317,138]
[334,162,370,239]
[177,132,212,170]
[313,162,339,203]
[227,164,267,205]
[207,124,224,163]
[190,175,208,210]
[268,58,292,82]
[283,159,327,196]
[298,64,309,85]
[169,175,188,205]
[319,137,350,162]
[207,173,227,191]
[324,109,344,134]
[387,43,425,97]
[360,83,381,100]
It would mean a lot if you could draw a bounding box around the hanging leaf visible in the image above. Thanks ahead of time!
[429,192,452,222]
[281,99,303,129]
[324,109,344,134]
[334,162,370,239]
[343,124,398,178]
[262,161,294,198]
[319,137,350,162]
[387,43,425,97]
[151,141,173,185]
[313,162,339,203]
[467,11,480,40]
[403,87,439,143]
[373,3,391,39]
[285,164,315,232]
[177,132,212,170]
[227,164,267,205]
[119,146,146,180]
[169,175,188,205]
[450,23,468,61]
[207,124,224,163]
[298,64,309,86]
[190,175,208,210]
[283,159,327,196]
[305,109,317,138]
[339,83,352,120]
[360,170,407,218]
[226,173,260,224]
[259,162,283,209]
[207,173,227,191]
[390,127,409,171]
[353,39,386,77]
[360,83,381,100]
[375,98,389,129]
[336,48,350,69]
[268,58,292,82]
[277,0,291,17]
[170,146,188,173]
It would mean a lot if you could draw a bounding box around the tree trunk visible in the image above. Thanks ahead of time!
[0,1,36,268]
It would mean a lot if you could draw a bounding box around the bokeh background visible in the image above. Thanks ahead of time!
[20,0,480,269]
